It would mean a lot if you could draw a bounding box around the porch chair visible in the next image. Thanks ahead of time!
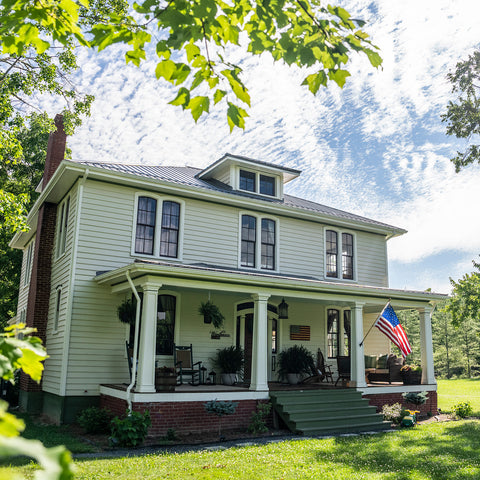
[174,344,202,386]
[335,355,351,386]
[300,348,333,384]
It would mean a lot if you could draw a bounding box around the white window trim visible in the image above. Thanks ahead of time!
[23,237,35,286]
[234,166,282,199]
[323,227,357,282]
[55,196,70,260]
[238,211,280,272]
[131,193,185,261]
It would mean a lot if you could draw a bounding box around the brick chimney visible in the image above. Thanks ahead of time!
[21,114,67,408]
[42,114,67,189]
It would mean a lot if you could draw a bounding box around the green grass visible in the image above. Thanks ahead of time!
[8,421,480,480]
[437,378,480,415]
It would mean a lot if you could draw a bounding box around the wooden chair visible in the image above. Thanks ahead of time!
[335,356,351,386]
[317,348,334,383]
[174,344,202,386]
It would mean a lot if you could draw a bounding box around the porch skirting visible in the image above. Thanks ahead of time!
[100,394,270,437]
[363,390,438,416]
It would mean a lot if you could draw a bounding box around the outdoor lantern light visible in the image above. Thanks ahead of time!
[278,298,289,319]
[200,366,207,385]
[208,370,216,385]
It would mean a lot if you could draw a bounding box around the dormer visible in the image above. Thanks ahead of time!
[196,153,301,200]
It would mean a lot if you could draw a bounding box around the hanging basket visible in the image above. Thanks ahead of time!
[198,300,225,329]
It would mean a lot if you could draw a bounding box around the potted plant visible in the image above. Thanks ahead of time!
[401,364,422,385]
[212,345,244,385]
[278,345,315,384]
[199,300,225,329]
[117,297,136,325]
[155,366,177,391]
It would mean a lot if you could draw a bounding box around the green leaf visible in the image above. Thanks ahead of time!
[187,96,210,122]
[213,89,227,105]
[301,71,328,94]
[155,60,176,81]
[227,102,248,132]
[328,68,351,88]
[221,69,250,106]
[169,87,190,108]
[364,48,383,68]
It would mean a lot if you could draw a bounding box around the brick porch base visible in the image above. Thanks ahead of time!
[363,390,438,416]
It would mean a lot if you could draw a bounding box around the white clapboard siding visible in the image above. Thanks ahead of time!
[43,187,78,394]
[363,313,391,355]
[356,233,388,287]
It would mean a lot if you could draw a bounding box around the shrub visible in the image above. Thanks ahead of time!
[381,403,407,425]
[248,402,272,434]
[110,410,151,447]
[402,391,429,406]
[204,400,238,438]
[453,401,473,418]
[77,406,112,434]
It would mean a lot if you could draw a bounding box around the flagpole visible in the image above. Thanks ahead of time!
[359,300,390,347]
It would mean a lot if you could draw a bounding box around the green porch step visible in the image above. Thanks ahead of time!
[270,389,390,435]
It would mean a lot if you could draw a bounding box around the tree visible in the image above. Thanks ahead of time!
[0,0,129,232]
[442,50,480,172]
[0,0,382,231]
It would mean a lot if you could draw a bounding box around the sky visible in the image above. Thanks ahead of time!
[57,0,480,295]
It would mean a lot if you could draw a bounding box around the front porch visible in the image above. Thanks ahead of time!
[95,261,443,435]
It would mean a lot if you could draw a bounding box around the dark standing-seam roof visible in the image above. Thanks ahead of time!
[74,161,403,232]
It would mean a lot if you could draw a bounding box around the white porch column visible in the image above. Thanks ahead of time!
[419,306,436,385]
[136,283,161,393]
[351,301,366,388]
[250,293,270,392]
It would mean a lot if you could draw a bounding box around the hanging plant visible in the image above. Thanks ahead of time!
[198,300,225,329]
[117,297,137,325]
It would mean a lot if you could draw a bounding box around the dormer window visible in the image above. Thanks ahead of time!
[239,170,256,192]
[239,169,276,197]
[260,175,275,196]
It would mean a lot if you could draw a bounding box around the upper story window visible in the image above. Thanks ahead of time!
[23,238,35,286]
[325,229,355,281]
[134,195,183,259]
[238,169,276,197]
[239,170,256,192]
[240,213,278,270]
[56,196,70,258]
[260,175,275,196]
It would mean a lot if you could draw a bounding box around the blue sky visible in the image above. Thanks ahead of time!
[53,0,480,294]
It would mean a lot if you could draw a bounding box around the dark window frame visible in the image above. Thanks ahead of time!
[135,196,157,255]
[239,169,256,192]
[327,308,339,358]
[156,294,176,356]
[326,230,338,278]
[159,200,180,258]
[342,233,354,280]
[261,218,276,270]
[241,214,256,267]
[259,174,275,196]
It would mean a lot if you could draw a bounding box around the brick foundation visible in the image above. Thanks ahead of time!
[363,390,438,416]
[100,395,271,437]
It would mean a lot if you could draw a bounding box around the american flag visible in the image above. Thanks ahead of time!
[374,303,412,357]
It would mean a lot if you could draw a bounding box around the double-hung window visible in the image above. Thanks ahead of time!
[56,196,70,257]
[240,214,277,270]
[327,308,351,358]
[134,195,182,259]
[23,238,35,286]
[325,229,354,280]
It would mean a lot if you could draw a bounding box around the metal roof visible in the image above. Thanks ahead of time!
[75,160,402,232]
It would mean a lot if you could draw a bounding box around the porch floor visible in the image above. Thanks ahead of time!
[102,380,404,394]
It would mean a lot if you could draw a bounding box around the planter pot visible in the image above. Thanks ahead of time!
[221,373,237,386]
[287,373,303,385]
[402,371,422,385]
[155,370,177,392]
[203,315,212,324]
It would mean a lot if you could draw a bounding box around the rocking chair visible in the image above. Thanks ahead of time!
[174,344,202,386]
[335,355,351,386]
[300,348,334,384]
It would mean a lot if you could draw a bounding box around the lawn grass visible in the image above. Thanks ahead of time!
[437,378,480,415]
[8,420,480,480]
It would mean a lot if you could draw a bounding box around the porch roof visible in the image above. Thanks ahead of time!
[95,259,447,309]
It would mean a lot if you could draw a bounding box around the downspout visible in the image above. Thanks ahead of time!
[126,270,141,412]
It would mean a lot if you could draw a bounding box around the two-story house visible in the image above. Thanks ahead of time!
[10,116,445,436]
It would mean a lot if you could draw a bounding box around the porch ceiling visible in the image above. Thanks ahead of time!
[95,260,447,310]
